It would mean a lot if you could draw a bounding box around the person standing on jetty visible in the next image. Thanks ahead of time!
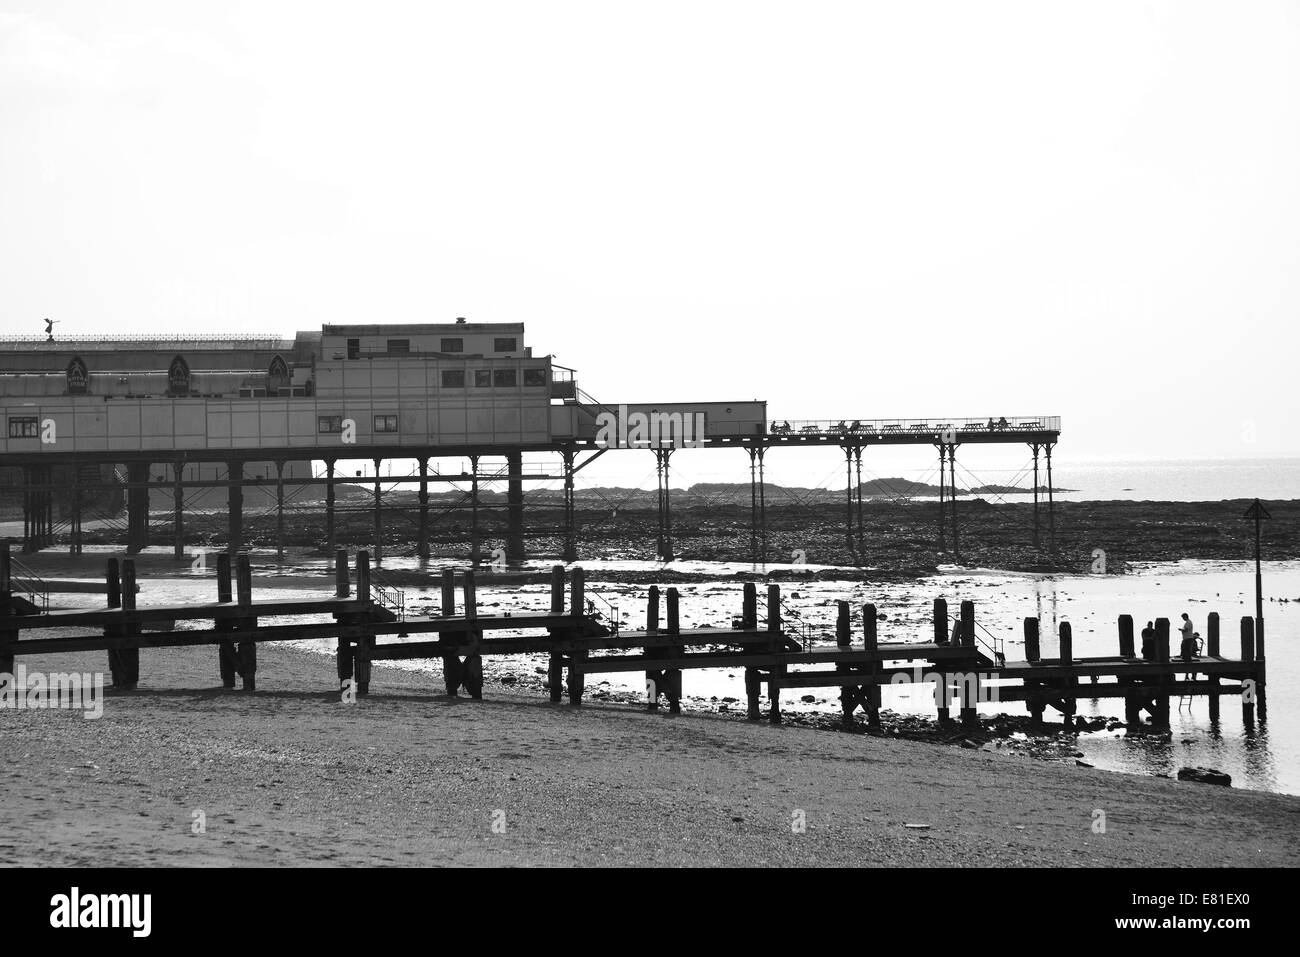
[1140,620,1156,660]
[1179,613,1197,661]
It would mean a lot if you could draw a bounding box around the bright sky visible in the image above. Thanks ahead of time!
[2,1,1297,491]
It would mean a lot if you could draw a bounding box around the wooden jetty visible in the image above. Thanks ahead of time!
[0,543,1265,729]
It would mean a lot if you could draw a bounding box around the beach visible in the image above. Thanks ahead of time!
[4,643,1299,867]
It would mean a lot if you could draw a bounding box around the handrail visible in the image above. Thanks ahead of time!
[775,595,817,652]
[948,611,1005,666]
[7,556,50,613]
[584,588,620,636]
[369,568,406,621]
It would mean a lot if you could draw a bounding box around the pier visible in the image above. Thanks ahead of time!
[0,327,1060,566]
[0,545,1262,730]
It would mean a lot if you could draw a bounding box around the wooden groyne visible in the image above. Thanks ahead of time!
[0,544,1265,728]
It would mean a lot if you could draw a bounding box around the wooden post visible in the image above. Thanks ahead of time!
[1208,615,1222,721]
[0,544,15,678]
[862,601,881,730]
[767,583,782,723]
[441,568,455,616]
[647,585,660,633]
[567,566,586,705]
[959,600,974,648]
[933,598,948,644]
[547,565,565,703]
[1240,616,1255,726]
[1024,616,1040,662]
[665,587,682,712]
[1118,614,1134,658]
[440,568,461,696]
[1058,620,1075,728]
[334,549,350,598]
[234,554,256,692]
[353,551,372,696]
[570,565,585,618]
[745,668,761,721]
[550,565,565,614]
[645,583,664,710]
[742,582,757,630]
[118,559,140,690]
[959,600,977,726]
[461,568,483,698]
[104,558,122,687]
[216,553,237,688]
[1152,617,1171,726]
[836,600,854,727]
[330,548,351,692]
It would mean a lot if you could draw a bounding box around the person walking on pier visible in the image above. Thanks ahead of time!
[1140,620,1156,660]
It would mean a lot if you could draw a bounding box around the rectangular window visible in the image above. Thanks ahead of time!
[474,369,492,388]
[387,339,410,354]
[318,415,343,434]
[493,368,517,388]
[441,369,465,388]
[441,337,464,353]
[523,368,547,387]
[346,338,360,359]
[494,337,517,352]
[8,416,39,439]
[374,414,399,433]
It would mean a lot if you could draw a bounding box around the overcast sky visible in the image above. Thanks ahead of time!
[2,0,1297,486]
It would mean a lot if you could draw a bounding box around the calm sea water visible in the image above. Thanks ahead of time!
[993,457,1300,503]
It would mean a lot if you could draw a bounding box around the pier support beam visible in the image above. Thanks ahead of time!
[275,460,286,562]
[655,448,674,563]
[227,460,243,555]
[172,461,185,559]
[854,446,865,553]
[372,457,383,565]
[1045,441,1056,551]
[947,442,959,557]
[324,459,337,557]
[469,455,481,566]
[126,462,151,555]
[843,444,855,549]
[416,457,431,560]
[1030,443,1041,550]
[506,450,525,563]
[747,444,767,564]
[69,463,83,556]
[562,449,577,563]
[936,444,947,552]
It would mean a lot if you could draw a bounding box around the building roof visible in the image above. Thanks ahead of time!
[320,323,524,335]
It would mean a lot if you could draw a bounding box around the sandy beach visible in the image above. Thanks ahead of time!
[4,643,1298,867]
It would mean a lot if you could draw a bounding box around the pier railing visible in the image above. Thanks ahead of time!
[766,416,1060,437]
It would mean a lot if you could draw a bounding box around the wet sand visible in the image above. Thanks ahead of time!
[4,644,1299,867]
